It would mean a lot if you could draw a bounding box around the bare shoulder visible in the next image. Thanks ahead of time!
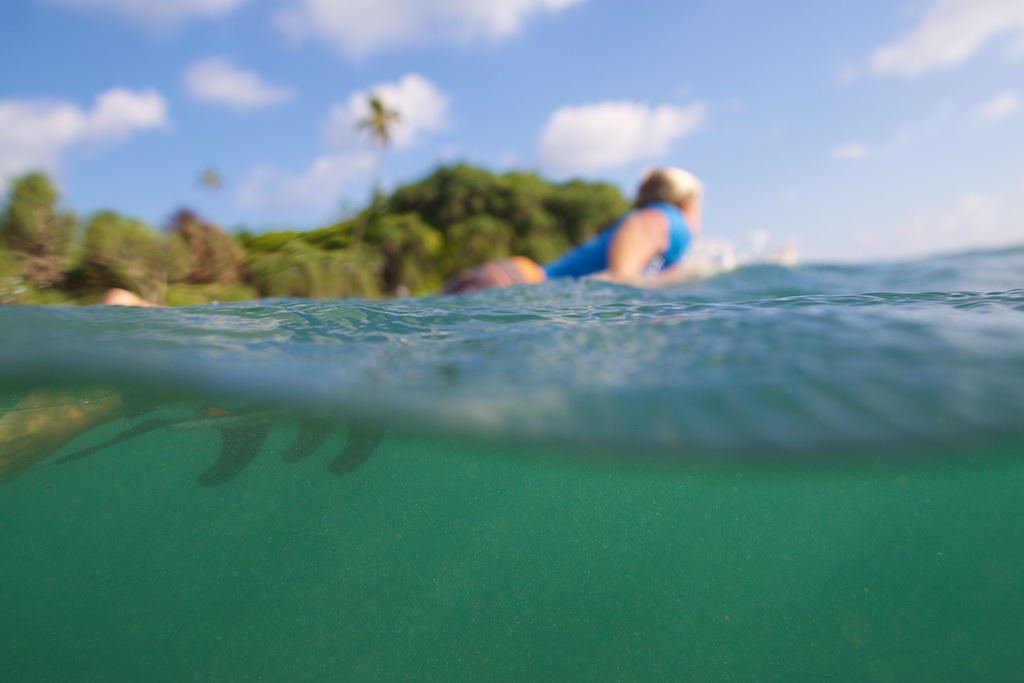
[617,207,671,246]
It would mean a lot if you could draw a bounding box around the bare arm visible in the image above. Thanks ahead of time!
[682,195,702,237]
[589,208,670,285]
[635,260,706,287]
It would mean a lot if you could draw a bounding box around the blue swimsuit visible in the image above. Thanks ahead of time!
[542,202,692,279]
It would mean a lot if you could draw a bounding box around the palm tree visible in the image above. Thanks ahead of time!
[357,94,401,154]
[199,167,224,223]
[352,94,401,246]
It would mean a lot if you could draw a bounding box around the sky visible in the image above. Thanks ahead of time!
[1,0,1023,262]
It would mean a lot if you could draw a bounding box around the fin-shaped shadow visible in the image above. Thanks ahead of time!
[329,422,385,474]
[198,422,273,487]
[282,422,335,463]
[55,418,170,465]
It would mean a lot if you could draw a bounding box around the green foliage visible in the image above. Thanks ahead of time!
[199,167,223,193]
[1,172,59,238]
[302,219,359,251]
[165,282,259,307]
[246,241,381,300]
[237,230,306,254]
[498,172,568,263]
[388,164,627,278]
[550,179,631,245]
[357,95,401,148]
[0,171,76,285]
[79,210,189,304]
[364,212,443,294]
[83,212,156,264]
[0,241,73,305]
[14,285,73,305]
[443,215,513,273]
[2,164,629,305]
[166,209,245,285]
[0,247,19,278]
[0,247,26,304]
[390,164,500,229]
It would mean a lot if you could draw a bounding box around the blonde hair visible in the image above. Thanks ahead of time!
[634,167,703,209]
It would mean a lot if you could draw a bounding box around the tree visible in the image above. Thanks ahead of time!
[386,165,628,276]
[199,167,223,195]
[246,241,381,299]
[352,94,402,246]
[498,171,565,263]
[0,248,25,304]
[390,164,500,230]
[165,209,245,285]
[80,211,190,304]
[357,94,402,152]
[444,215,512,274]
[0,172,76,286]
[548,179,630,245]
[363,212,442,294]
[1,163,630,304]
[199,167,224,220]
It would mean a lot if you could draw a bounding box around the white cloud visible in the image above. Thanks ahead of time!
[275,0,583,56]
[236,74,449,218]
[831,143,870,161]
[236,151,376,216]
[870,0,1024,77]
[323,74,449,149]
[0,88,167,186]
[974,90,1022,122]
[87,88,168,140]
[45,0,248,28]
[537,100,706,177]
[184,58,293,109]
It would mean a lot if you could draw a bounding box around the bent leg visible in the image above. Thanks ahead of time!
[443,257,546,295]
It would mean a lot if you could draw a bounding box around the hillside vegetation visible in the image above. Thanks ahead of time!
[0,165,628,305]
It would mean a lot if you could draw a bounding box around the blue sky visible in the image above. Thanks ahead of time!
[1,0,1022,261]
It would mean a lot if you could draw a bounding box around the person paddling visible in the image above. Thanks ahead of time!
[443,167,704,294]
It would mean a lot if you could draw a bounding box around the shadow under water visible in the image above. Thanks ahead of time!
[1,387,1023,682]
[1,388,385,487]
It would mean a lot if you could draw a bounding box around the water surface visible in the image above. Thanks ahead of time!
[2,246,1022,681]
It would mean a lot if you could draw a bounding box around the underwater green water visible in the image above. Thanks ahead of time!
[2,246,1023,680]
[2,429,1023,682]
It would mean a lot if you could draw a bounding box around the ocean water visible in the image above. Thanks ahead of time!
[1,246,1023,681]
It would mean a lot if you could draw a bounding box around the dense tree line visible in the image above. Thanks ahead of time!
[0,164,629,305]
